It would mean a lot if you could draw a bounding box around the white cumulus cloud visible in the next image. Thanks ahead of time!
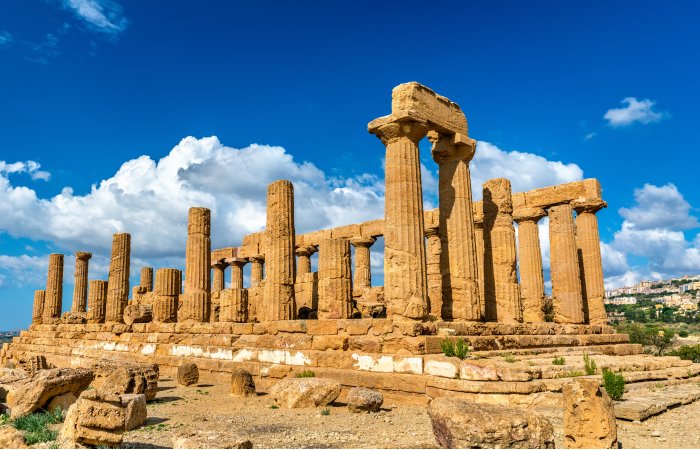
[62,0,128,34]
[603,97,668,127]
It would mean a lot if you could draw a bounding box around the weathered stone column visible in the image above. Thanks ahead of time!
[71,251,92,313]
[43,253,64,323]
[230,260,246,290]
[220,289,248,323]
[483,179,522,323]
[514,208,547,323]
[212,262,227,292]
[140,267,153,292]
[263,180,296,321]
[154,268,181,323]
[425,227,443,319]
[349,237,375,297]
[369,117,429,320]
[549,204,585,324]
[317,238,352,319]
[573,199,608,325]
[428,131,481,321]
[249,255,264,288]
[473,202,486,320]
[182,207,211,322]
[295,245,317,279]
[87,280,108,323]
[105,233,131,323]
[32,290,45,325]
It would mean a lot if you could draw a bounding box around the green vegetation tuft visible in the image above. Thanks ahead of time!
[320,408,331,416]
[668,344,700,363]
[12,409,65,445]
[679,330,689,338]
[440,338,470,360]
[552,356,566,366]
[270,405,279,410]
[558,370,585,378]
[296,370,316,378]
[583,352,597,375]
[502,353,516,363]
[602,368,625,401]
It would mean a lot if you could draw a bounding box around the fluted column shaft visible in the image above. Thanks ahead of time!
[549,204,585,324]
[43,253,64,322]
[574,199,608,325]
[182,207,211,322]
[350,237,375,296]
[140,267,153,292]
[263,180,296,321]
[250,255,264,288]
[483,179,521,323]
[371,119,429,320]
[71,251,92,313]
[105,233,131,323]
[473,203,486,320]
[32,290,45,325]
[514,208,546,323]
[425,227,443,319]
[212,262,227,292]
[429,131,480,321]
[87,280,108,323]
[318,238,352,319]
[154,268,181,322]
[230,261,246,290]
[295,245,317,279]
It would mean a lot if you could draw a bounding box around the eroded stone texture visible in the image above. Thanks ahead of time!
[350,237,375,297]
[43,253,64,323]
[263,180,296,321]
[124,304,153,325]
[154,268,181,323]
[177,362,199,386]
[212,262,227,292]
[219,288,248,323]
[318,238,352,319]
[473,203,486,320]
[32,290,45,325]
[71,251,92,313]
[563,378,617,449]
[549,204,585,324]
[369,117,429,320]
[347,387,383,412]
[249,254,264,288]
[573,199,608,325]
[105,233,131,323]
[230,369,256,397]
[429,131,480,321]
[483,179,521,323]
[425,227,443,319]
[182,207,211,323]
[87,280,108,324]
[268,377,341,408]
[514,207,547,323]
[7,367,94,418]
[140,267,153,292]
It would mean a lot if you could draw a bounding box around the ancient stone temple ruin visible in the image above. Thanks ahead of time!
[3,83,697,408]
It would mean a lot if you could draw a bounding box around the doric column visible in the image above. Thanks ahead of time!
[71,251,92,313]
[349,237,375,296]
[263,180,296,321]
[425,227,443,319]
[295,245,317,279]
[43,253,64,323]
[212,262,228,292]
[32,290,45,325]
[154,268,181,323]
[182,207,211,322]
[369,117,429,320]
[87,280,108,323]
[317,238,352,319]
[549,204,585,324]
[230,260,246,290]
[105,233,131,323]
[428,131,480,321]
[140,267,154,292]
[573,199,608,325]
[473,202,486,320]
[249,255,264,288]
[513,207,547,323]
[483,179,522,323]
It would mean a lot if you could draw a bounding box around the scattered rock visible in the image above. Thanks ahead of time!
[61,311,87,324]
[0,368,28,384]
[268,377,341,408]
[230,369,256,397]
[47,392,78,412]
[0,427,28,448]
[101,366,148,397]
[347,387,383,412]
[123,304,153,326]
[563,378,617,449]
[652,430,662,437]
[20,355,49,373]
[428,397,555,449]
[7,367,94,418]
[177,363,199,386]
[173,431,253,449]
[90,360,159,401]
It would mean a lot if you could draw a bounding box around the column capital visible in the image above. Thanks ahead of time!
[513,207,547,224]
[75,251,92,261]
[369,114,429,146]
[424,226,440,238]
[211,261,228,270]
[295,244,318,257]
[226,257,247,268]
[248,254,265,263]
[349,236,376,248]
[427,130,476,164]
[572,198,607,214]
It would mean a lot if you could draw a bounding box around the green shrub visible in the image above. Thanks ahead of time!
[558,370,585,378]
[679,330,689,338]
[296,370,316,378]
[668,344,700,363]
[552,356,566,366]
[502,353,516,363]
[583,352,597,375]
[320,408,331,416]
[12,409,64,445]
[441,338,470,360]
[602,368,625,401]
[270,405,279,410]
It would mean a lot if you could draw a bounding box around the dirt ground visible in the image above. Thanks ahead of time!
[121,378,700,449]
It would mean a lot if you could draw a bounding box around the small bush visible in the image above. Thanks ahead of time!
[602,368,625,401]
[558,370,585,378]
[296,370,316,378]
[502,353,516,363]
[320,408,331,416]
[270,405,279,410]
[0,414,10,426]
[441,338,470,360]
[668,344,700,363]
[679,330,689,338]
[583,352,597,375]
[552,356,566,365]
[12,409,64,445]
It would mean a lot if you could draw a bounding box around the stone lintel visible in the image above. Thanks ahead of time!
[390,82,468,135]
[211,247,238,264]
[512,179,602,210]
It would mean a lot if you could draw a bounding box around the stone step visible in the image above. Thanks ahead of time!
[437,322,616,336]
[473,343,643,358]
[426,333,630,353]
[614,382,700,421]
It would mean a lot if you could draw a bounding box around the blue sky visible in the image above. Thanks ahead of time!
[1,1,699,330]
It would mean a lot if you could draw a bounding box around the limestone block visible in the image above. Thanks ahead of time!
[317,238,352,319]
[7,367,94,418]
[123,304,153,325]
[173,431,252,449]
[563,379,617,449]
[177,362,199,386]
[154,268,181,323]
[230,369,256,397]
[219,289,248,323]
[268,377,341,408]
[346,387,383,412]
[512,178,602,210]
[390,82,468,135]
[88,280,108,324]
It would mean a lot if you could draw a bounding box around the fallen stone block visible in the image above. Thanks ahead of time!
[173,431,252,449]
[346,387,383,412]
[563,378,617,448]
[230,369,256,397]
[0,427,28,448]
[7,367,94,418]
[268,377,341,408]
[123,304,153,326]
[177,362,199,386]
